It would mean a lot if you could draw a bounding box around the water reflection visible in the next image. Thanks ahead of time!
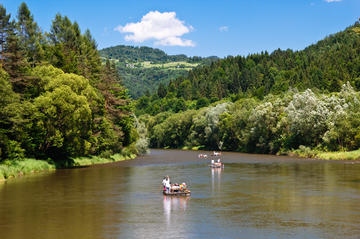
[2,150,360,239]
[211,167,222,192]
[163,196,189,225]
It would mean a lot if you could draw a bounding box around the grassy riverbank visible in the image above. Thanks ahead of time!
[0,159,55,181]
[182,143,360,161]
[287,146,360,160]
[316,149,360,160]
[0,153,137,182]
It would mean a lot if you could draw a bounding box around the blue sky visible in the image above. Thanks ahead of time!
[2,0,359,57]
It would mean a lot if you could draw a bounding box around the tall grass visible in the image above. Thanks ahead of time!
[316,149,360,160]
[72,153,136,166]
[288,146,360,160]
[0,159,55,180]
[0,150,138,182]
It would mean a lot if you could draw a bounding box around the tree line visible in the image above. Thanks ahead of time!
[137,21,360,154]
[141,83,360,154]
[0,3,140,161]
[99,45,218,64]
[136,21,360,115]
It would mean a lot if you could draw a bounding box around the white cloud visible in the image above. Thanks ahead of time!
[114,11,195,47]
[219,26,229,32]
[325,0,343,2]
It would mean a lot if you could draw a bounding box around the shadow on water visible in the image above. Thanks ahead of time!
[51,158,90,169]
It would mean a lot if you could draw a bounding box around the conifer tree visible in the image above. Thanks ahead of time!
[0,5,11,69]
[3,20,27,81]
[79,29,101,83]
[48,15,101,83]
[157,82,167,98]
[17,2,44,66]
[97,60,136,147]
[48,14,80,73]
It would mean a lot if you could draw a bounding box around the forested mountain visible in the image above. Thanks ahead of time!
[137,21,360,155]
[100,45,218,98]
[135,18,360,116]
[152,22,360,101]
[99,45,218,64]
[0,3,141,162]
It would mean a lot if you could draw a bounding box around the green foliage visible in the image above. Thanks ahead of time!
[0,4,12,69]
[187,102,231,149]
[147,22,360,102]
[135,94,196,116]
[316,149,360,160]
[196,97,210,109]
[99,45,218,98]
[0,4,141,163]
[47,14,101,83]
[151,110,197,148]
[33,71,95,158]
[17,2,45,66]
[134,115,149,154]
[135,21,360,157]
[1,5,28,81]
[142,83,360,155]
[0,69,26,160]
[99,45,217,64]
[0,158,55,180]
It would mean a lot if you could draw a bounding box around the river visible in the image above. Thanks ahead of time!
[1,149,360,239]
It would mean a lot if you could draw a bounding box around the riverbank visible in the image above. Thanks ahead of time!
[0,153,137,183]
[284,146,360,160]
[315,150,360,160]
[183,144,360,161]
[2,147,359,183]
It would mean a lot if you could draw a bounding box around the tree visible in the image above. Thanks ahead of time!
[0,5,11,69]
[48,14,81,73]
[17,2,44,66]
[78,29,101,82]
[196,97,210,109]
[157,82,167,98]
[32,68,97,158]
[284,89,330,148]
[3,20,27,81]
[47,14,101,83]
[177,80,192,100]
[0,69,27,160]
[97,60,136,148]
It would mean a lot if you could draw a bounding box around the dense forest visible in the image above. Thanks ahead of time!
[1,1,359,163]
[138,21,360,105]
[0,3,143,162]
[137,21,360,155]
[100,45,218,98]
[100,45,218,63]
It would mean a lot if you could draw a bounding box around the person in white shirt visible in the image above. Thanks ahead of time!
[165,179,171,193]
[162,177,167,191]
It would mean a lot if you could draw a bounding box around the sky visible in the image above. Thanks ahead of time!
[2,0,360,57]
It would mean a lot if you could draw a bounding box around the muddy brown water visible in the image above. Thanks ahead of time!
[1,149,360,239]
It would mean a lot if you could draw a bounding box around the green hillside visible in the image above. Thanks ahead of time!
[99,45,218,98]
[136,21,360,156]
[153,22,360,101]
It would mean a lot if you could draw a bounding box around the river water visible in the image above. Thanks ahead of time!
[1,149,360,239]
